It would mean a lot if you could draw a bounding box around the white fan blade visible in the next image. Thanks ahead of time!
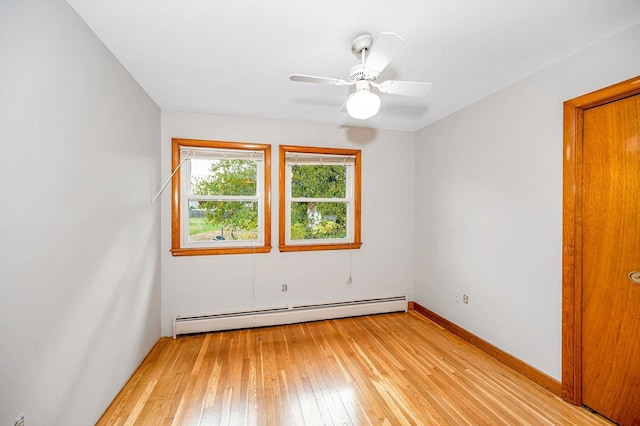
[290,74,351,86]
[365,32,404,74]
[374,80,432,97]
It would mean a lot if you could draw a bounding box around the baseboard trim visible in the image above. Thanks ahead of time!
[411,302,562,397]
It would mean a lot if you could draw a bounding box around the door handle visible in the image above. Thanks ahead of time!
[630,271,640,284]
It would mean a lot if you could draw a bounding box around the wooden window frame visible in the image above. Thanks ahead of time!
[279,145,362,252]
[171,138,271,256]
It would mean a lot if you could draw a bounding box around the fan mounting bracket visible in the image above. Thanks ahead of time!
[351,33,373,56]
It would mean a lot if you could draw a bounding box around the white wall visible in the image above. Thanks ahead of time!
[414,24,640,380]
[160,111,415,336]
[0,1,161,425]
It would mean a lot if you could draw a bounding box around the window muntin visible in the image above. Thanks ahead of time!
[279,146,362,252]
[171,139,271,256]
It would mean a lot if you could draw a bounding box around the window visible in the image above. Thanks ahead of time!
[279,145,362,252]
[171,138,271,256]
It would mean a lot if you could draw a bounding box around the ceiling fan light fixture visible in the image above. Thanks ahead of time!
[346,81,381,120]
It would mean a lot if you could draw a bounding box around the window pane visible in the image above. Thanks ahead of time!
[291,165,346,198]
[188,201,258,241]
[191,159,257,196]
[290,201,347,240]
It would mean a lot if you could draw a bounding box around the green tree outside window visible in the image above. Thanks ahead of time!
[290,164,347,240]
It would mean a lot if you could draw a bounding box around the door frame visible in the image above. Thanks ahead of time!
[562,75,640,404]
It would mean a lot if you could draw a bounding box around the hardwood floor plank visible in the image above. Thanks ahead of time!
[170,333,213,425]
[98,312,613,426]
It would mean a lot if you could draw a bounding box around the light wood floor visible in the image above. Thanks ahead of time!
[98,311,612,425]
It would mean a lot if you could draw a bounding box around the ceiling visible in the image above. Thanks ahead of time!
[67,1,639,132]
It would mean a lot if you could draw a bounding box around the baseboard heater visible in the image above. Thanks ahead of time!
[173,295,407,338]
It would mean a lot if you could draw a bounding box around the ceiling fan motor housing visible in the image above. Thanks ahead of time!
[349,64,379,82]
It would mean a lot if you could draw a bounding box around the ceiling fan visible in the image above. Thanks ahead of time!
[290,32,432,120]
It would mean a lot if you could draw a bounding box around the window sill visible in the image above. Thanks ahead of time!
[278,242,362,252]
[171,246,272,256]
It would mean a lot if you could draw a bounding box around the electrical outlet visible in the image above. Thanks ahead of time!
[463,294,469,304]
[14,414,24,426]
[454,290,461,303]
[281,284,287,292]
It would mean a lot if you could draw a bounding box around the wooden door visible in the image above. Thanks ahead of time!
[582,93,640,424]
[562,76,640,426]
